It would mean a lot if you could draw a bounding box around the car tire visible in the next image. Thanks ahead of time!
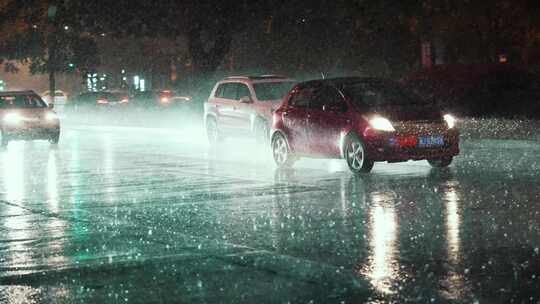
[254,119,269,147]
[428,157,453,168]
[206,117,221,146]
[49,132,60,144]
[271,132,296,168]
[344,134,374,174]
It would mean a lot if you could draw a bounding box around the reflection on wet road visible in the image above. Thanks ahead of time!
[1,124,539,303]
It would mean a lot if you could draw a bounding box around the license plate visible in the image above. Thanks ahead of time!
[418,135,444,148]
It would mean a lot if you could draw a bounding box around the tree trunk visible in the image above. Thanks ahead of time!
[48,3,57,106]
[49,67,56,105]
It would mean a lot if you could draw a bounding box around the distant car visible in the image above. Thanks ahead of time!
[130,90,192,108]
[270,77,459,173]
[0,91,60,146]
[68,91,129,110]
[402,64,540,117]
[158,90,192,106]
[130,91,160,108]
[205,75,295,145]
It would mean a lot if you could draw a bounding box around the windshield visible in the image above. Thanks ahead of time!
[0,94,47,108]
[253,81,295,101]
[344,81,426,107]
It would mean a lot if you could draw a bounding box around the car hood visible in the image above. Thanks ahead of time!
[362,104,443,122]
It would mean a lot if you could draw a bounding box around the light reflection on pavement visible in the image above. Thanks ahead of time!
[0,123,539,303]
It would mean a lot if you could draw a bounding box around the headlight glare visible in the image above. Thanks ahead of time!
[4,113,23,124]
[369,117,395,131]
[444,114,456,129]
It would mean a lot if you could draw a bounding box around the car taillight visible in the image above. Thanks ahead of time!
[160,97,170,103]
[97,98,109,104]
[120,97,129,103]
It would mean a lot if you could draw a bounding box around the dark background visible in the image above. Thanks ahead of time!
[1,0,540,116]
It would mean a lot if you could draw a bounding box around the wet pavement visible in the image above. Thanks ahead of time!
[0,120,539,303]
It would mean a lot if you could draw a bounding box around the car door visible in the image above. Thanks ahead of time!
[281,86,314,154]
[307,85,350,157]
[231,83,254,135]
[213,83,239,133]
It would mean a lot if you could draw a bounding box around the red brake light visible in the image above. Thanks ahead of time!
[120,97,129,103]
[160,97,170,103]
[97,98,109,104]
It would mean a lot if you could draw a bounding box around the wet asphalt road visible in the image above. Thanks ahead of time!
[0,119,539,303]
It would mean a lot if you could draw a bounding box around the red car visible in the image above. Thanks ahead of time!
[270,77,459,173]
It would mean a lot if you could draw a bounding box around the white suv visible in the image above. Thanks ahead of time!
[204,75,295,145]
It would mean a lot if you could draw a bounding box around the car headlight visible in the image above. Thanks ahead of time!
[46,112,59,121]
[4,113,24,125]
[443,114,456,129]
[369,117,395,131]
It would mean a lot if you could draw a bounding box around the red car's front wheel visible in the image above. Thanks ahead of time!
[345,135,374,174]
[428,157,453,168]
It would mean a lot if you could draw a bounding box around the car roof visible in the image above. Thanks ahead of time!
[224,75,289,80]
[297,77,393,89]
[221,75,293,84]
[0,90,37,96]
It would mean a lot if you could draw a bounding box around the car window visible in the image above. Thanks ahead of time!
[214,85,225,98]
[0,94,47,108]
[345,81,423,107]
[237,84,251,100]
[253,81,295,101]
[310,86,345,111]
[288,87,314,108]
[218,83,237,100]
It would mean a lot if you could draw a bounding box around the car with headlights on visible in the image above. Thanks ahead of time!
[270,77,459,173]
[130,90,192,109]
[0,91,60,147]
[158,90,192,106]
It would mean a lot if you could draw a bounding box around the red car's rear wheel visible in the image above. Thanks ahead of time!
[272,133,295,168]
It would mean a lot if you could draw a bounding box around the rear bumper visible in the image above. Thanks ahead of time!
[364,130,459,162]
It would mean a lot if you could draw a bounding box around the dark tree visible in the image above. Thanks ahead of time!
[0,0,100,96]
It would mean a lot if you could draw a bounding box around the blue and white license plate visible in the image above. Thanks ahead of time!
[418,135,444,148]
